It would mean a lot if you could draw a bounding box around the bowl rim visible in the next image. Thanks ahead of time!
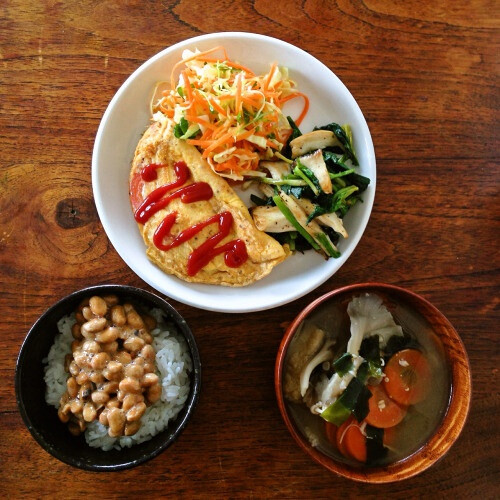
[15,284,201,471]
[275,282,471,483]
[91,31,376,313]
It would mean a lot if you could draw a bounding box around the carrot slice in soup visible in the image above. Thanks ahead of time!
[383,349,431,405]
[334,418,352,458]
[365,384,407,429]
[333,417,368,462]
[343,422,367,462]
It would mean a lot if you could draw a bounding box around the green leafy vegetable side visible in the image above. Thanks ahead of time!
[294,160,322,195]
[323,151,370,191]
[272,194,320,251]
[314,122,359,166]
[316,232,341,258]
[251,120,370,260]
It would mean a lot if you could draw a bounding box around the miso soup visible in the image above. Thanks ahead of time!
[283,291,451,467]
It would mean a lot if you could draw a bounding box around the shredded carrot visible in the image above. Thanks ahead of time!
[199,57,255,76]
[263,61,277,91]
[180,70,194,104]
[153,46,310,178]
[159,103,174,117]
[266,139,280,150]
[240,95,263,109]
[186,139,213,147]
[187,116,217,129]
[235,128,256,141]
[294,92,310,126]
[280,91,310,126]
[202,131,234,157]
[207,97,227,117]
[200,128,213,140]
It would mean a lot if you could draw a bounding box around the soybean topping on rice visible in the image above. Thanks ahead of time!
[44,294,192,451]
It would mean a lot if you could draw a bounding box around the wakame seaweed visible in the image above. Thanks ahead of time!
[333,353,353,376]
[366,425,389,466]
[321,376,372,426]
[352,381,372,422]
[360,336,380,361]
[384,333,420,359]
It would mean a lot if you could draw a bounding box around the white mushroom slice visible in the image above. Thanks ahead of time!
[299,340,336,397]
[295,198,348,238]
[311,354,365,414]
[252,206,296,232]
[290,130,340,158]
[277,191,338,256]
[298,149,333,194]
[259,183,275,198]
[347,294,404,354]
[260,161,292,180]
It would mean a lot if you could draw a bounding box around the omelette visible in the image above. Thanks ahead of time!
[129,117,289,286]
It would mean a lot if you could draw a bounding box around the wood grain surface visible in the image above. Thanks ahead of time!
[1,0,498,498]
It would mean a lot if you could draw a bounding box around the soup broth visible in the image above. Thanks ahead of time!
[284,291,451,467]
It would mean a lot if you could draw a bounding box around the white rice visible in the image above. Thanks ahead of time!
[43,308,192,451]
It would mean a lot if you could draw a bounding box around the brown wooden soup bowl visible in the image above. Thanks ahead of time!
[275,283,471,483]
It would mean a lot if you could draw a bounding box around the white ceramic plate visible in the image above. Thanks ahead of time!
[92,32,376,313]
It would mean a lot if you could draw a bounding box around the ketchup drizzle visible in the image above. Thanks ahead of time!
[140,163,163,182]
[135,161,202,223]
[133,161,248,275]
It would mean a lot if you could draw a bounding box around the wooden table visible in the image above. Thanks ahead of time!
[1,1,498,497]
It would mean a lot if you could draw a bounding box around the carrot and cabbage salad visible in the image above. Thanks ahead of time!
[152,46,310,180]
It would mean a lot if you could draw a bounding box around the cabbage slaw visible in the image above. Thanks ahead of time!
[152,46,309,180]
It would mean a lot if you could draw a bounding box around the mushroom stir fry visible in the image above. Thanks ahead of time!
[250,121,370,258]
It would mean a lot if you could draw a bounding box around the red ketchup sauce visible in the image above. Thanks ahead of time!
[133,161,248,276]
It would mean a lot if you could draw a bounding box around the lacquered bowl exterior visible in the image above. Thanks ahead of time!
[275,283,471,483]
